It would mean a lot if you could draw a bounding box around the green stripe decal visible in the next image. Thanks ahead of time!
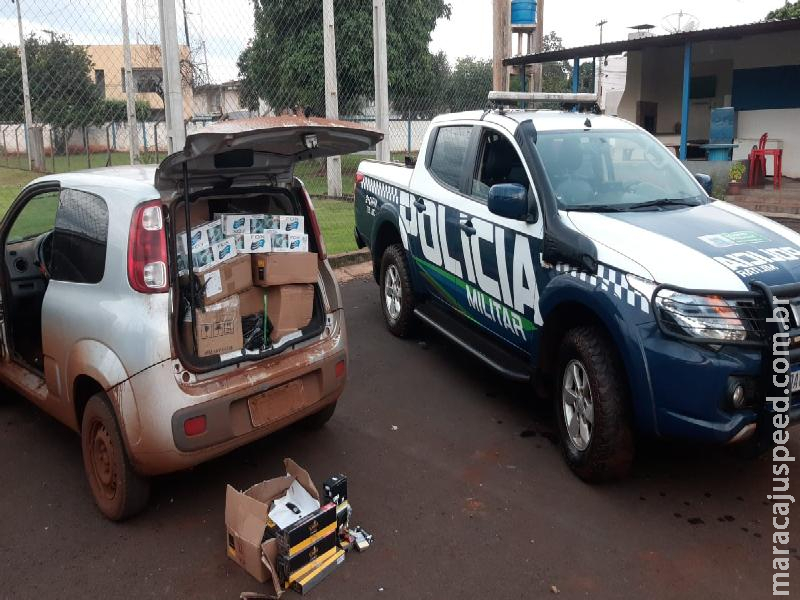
[413,256,536,334]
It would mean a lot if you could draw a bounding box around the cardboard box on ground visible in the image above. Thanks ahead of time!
[226,459,348,597]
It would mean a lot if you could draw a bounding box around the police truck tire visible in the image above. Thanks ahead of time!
[81,394,150,521]
[555,326,634,482]
[380,244,415,337]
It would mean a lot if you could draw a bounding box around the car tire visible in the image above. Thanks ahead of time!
[380,244,415,338]
[555,326,634,482]
[81,393,150,521]
[301,401,338,430]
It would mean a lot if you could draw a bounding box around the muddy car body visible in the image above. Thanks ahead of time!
[0,117,382,519]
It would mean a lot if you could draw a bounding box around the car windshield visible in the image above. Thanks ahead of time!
[536,129,706,211]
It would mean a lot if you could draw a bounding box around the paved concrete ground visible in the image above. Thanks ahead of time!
[0,275,797,599]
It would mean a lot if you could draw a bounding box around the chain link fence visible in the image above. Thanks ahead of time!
[0,0,494,252]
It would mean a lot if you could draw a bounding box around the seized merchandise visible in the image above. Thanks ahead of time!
[211,237,238,263]
[265,285,314,342]
[184,295,243,357]
[236,233,272,254]
[251,252,318,287]
[198,254,252,304]
[270,232,309,253]
[280,215,304,233]
[288,547,345,595]
[222,214,251,235]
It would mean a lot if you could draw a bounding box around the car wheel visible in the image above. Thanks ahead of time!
[555,326,634,482]
[380,244,415,337]
[81,393,150,521]
[300,401,337,430]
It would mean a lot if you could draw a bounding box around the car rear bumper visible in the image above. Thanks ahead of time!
[115,309,347,476]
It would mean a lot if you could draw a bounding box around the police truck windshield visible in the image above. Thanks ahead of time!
[535,130,707,212]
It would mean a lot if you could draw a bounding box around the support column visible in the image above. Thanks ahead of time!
[372,0,390,162]
[572,58,580,93]
[158,0,186,153]
[679,42,692,161]
[323,0,342,196]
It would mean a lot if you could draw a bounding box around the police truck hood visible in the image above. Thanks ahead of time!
[566,200,800,291]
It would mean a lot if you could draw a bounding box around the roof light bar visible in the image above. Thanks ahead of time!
[488,91,599,103]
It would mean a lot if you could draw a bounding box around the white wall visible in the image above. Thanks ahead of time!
[735,109,800,178]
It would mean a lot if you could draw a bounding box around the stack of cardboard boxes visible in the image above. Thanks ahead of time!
[178,211,319,358]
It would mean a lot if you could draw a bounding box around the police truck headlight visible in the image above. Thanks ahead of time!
[654,289,750,343]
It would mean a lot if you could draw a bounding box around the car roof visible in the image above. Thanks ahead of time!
[30,165,161,206]
[432,109,639,133]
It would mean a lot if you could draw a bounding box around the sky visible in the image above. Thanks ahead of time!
[430,0,789,60]
[0,0,790,83]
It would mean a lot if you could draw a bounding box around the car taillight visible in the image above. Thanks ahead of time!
[354,171,364,197]
[128,199,169,293]
[183,415,207,437]
[300,186,327,260]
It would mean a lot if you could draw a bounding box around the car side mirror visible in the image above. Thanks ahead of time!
[694,173,713,195]
[488,183,528,221]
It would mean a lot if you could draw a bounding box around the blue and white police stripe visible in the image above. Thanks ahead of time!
[553,262,650,314]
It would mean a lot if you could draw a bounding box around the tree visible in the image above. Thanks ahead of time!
[238,0,451,117]
[765,1,800,20]
[541,31,570,94]
[447,57,492,112]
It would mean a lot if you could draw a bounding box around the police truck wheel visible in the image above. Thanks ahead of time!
[380,244,415,337]
[81,394,150,521]
[555,326,634,482]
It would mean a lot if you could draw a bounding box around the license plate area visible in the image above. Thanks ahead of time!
[248,379,306,428]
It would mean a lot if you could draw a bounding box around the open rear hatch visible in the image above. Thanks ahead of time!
[157,116,382,373]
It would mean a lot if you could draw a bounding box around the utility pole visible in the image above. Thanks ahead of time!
[596,19,607,109]
[121,0,140,164]
[158,0,186,153]
[372,0,390,163]
[492,0,511,91]
[533,0,544,91]
[181,0,190,48]
[323,0,342,196]
[14,0,37,169]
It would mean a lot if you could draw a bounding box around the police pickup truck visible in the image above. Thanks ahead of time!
[354,105,800,481]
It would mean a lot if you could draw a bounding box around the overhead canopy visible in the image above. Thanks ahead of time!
[504,18,800,66]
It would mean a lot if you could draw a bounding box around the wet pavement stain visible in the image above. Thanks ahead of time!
[687,517,704,525]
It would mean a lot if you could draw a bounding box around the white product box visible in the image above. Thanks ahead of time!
[280,215,304,233]
[211,237,238,263]
[191,246,216,272]
[206,219,226,245]
[236,233,272,254]
[222,214,250,235]
[178,222,211,255]
[270,232,308,253]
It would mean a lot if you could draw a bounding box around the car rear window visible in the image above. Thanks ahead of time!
[429,126,473,190]
[50,189,109,284]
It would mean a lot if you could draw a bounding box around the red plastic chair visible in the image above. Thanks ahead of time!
[748,133,783,189]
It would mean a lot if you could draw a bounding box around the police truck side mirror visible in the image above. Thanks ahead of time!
[488,183,529,221]
[694,173,713,195]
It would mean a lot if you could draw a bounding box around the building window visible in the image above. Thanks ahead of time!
[120,67,163,95]
[95,69,105,98]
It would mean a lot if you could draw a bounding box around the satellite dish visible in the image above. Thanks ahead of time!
[662,10,700,34]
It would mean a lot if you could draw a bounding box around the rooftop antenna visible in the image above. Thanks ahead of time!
[662,10,699,34]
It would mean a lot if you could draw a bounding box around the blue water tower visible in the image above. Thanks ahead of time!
[511,0,537,27]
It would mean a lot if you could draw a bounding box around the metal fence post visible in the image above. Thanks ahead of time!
[15,0,35,171]
[158,0,186,153]
[373,0,390,162]
[121,0,140,165]
[323,0,343,196]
